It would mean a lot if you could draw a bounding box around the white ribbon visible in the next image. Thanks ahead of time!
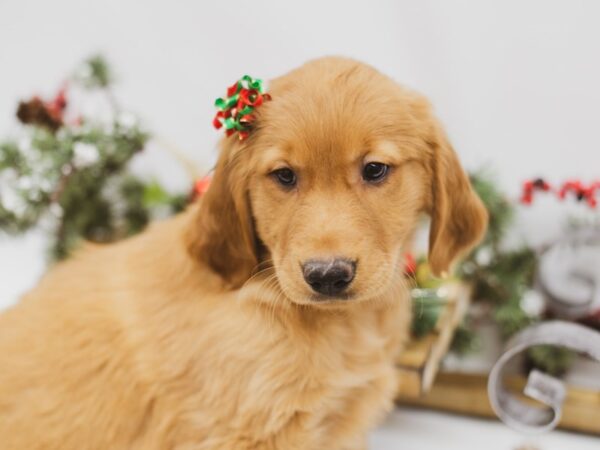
[538,227,600,318]
[487,321,600,433]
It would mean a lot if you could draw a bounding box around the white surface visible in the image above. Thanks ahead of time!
[371,407,599,450]
[1,1,600,448]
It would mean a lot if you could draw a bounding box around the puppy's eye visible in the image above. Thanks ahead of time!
[362,162,389,183]
[271,168,297,187]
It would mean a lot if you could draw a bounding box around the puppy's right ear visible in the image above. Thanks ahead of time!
[185,139,258,288]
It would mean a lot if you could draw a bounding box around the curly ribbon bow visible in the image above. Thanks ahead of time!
[213,75,271,140]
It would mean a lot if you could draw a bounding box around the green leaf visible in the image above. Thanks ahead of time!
[75,55,113,89]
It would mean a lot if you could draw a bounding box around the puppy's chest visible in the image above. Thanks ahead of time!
[161,303,406,446]
[277,308,402,409]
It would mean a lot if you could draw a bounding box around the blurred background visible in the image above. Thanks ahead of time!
[1,1,599,449]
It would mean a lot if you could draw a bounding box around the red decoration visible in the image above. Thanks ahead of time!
[212,75,271,140]
[520,178,599,209]
[520,178,551,205]
[403,252,417,276]
[15,86,69,133]
[191,175,212,200]
[45,87,68,122]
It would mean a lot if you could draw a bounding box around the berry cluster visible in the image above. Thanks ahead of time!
[521,178,600,208]
[16,88,68,132]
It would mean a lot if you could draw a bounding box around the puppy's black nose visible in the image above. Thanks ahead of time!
[302,259,356,297]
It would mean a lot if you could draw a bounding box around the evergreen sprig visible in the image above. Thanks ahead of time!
[0,56,186,260]
[452,171,576,376]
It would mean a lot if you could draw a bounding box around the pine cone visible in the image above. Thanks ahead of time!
[16,97,63,132]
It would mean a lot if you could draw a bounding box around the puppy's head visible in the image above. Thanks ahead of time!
[188,57,487,306]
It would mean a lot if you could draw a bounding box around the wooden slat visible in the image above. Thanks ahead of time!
[397,371,600,436]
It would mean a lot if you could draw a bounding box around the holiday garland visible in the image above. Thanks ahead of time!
[521,178,600,208]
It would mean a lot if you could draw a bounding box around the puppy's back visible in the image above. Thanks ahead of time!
[0,216,191,450]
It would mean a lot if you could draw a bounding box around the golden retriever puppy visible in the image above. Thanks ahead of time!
[0,57,487,450]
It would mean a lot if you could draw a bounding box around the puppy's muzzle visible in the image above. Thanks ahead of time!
[301,258,356,297]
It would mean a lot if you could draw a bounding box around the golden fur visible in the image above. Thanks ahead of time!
[0,57,487,449]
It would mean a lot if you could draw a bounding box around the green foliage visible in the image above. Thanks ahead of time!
[451,171,577,376]
[452,172,534,349]
[458,171,537,336]
[493,301,534,340]
[411,290,444,338]
[450,320,481,355]
[469,172,514,251]
[526,345,576,377]
[75,54,112,88]
[0,55,188,261]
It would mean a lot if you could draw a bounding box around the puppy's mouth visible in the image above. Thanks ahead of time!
[276,277,359,306]
[274,258,381,306]
[308,290,355,303]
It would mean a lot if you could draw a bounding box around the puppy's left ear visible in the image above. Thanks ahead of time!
[427,120,488,276]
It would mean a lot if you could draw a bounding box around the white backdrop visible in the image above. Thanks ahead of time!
[1,0,600,301]
[1,2,600,448]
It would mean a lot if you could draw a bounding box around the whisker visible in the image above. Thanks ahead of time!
[240,262,276,290]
